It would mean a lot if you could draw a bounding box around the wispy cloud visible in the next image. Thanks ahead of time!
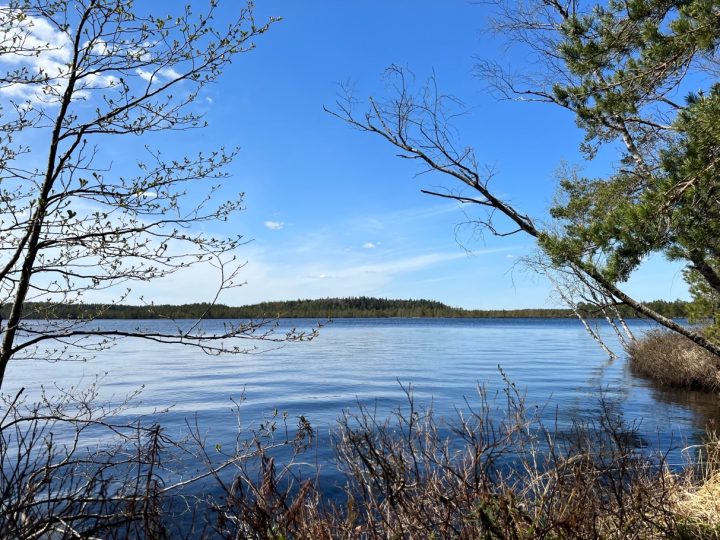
[135,66,183,85]
[362,242,376,249]
[334,252,466,278]
[264,220,284,231]
[159,67,181,79]
[218,250,473,304]
[351,203,460,231]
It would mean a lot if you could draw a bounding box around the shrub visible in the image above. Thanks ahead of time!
[627,330,720,392]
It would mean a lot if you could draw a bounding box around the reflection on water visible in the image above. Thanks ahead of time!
[637,379,720,431]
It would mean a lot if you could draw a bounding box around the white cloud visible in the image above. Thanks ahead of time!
[135,68,154,82]
[0,12,142,104]
[159,67,181,79]
[135,67,183,85]
[0,9,190,105]
[205,96,214,104]
[0,10,72,103]
[264,220,284,231]
[88,38,109,56]
[362,242,376,249]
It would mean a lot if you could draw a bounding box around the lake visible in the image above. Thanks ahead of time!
[4,317,720,491]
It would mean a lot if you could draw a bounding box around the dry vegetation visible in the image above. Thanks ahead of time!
[628,330,720,392]
[2,380,720,539]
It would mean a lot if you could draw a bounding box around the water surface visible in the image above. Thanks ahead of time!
[4,318,719,479]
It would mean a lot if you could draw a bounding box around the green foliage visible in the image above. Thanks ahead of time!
[684,262,720,341]
[661,87,720,264]
[537,0,720,330]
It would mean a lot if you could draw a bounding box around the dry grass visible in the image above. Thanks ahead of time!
[677,472,720,523]
[628,330,720,392]
[670,435,720,537]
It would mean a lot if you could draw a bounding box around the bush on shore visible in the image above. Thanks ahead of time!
[627,329,720,392]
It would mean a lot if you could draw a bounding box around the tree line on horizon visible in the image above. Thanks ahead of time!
[3,296,690,320]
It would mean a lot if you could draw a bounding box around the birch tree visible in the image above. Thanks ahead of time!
[0,0,305,389]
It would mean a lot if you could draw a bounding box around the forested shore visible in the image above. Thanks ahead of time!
[7,296,690,320]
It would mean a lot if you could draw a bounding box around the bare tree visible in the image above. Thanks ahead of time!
[328,66,720,359]
[0,0,313,389]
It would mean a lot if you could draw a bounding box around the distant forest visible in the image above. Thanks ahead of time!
[5,297,690,320]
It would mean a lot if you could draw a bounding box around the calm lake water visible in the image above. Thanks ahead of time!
[4,317,720,488]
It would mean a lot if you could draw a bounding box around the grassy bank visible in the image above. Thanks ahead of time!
[628,329,720,392]
[2,382,720,538]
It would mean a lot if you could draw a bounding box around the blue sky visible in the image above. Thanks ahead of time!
[5,1,691,309]
[159,0,683,310]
